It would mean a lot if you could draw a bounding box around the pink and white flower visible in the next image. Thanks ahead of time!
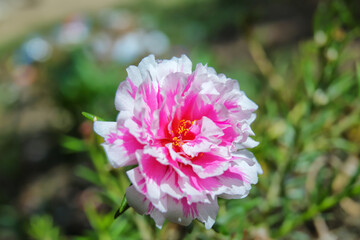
[94,55,262,229]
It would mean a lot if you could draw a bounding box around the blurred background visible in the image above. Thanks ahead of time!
[0,0,360,239]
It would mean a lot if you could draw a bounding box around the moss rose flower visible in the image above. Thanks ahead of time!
[94,55,262,229]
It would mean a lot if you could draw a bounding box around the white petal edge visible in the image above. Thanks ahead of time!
[93,121,117,138]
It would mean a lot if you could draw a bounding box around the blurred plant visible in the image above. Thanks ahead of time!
[27,215,64,240]
[61,130,144,240]
[242,0,360,238]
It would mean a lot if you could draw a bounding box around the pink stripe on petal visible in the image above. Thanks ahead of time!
[127,78,137,98]
[222,167,249,184]
[121,129,145,155]
[180,165,222,192]
[137,78,159,112]
[191,152,230,178]
[139,153,168,185]
[180,198,199,218]
[106,132,119,144]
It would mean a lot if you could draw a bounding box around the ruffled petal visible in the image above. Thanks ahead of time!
[127,166,167,212]
[218,150,262,199]
[102,129,143,168]
[163,197,219,229]
[115,78,137,112]
[126,185,150,215]
[182,116,224,157]
[93,121,117,138]
[190,152,230,179]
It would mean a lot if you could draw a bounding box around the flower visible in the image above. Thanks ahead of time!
[94,55,262,229]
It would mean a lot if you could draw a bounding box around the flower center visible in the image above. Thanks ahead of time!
[172,119,195,151]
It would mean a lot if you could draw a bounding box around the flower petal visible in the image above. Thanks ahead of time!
[115,78,137,112]
[93,121,117,138]
[100,128,143,168]
[126,185,149,215]
[190,152,230,178]
[95,121,142,168]
[182,116,224,157]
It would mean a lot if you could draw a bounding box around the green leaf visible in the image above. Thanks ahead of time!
[27,215,64,240]
[61,136,86,152]
[114,196,130,219]
[75,165,101,186]
[356,62,360,97]
[82,112,105,122]
[326,73,354,100]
